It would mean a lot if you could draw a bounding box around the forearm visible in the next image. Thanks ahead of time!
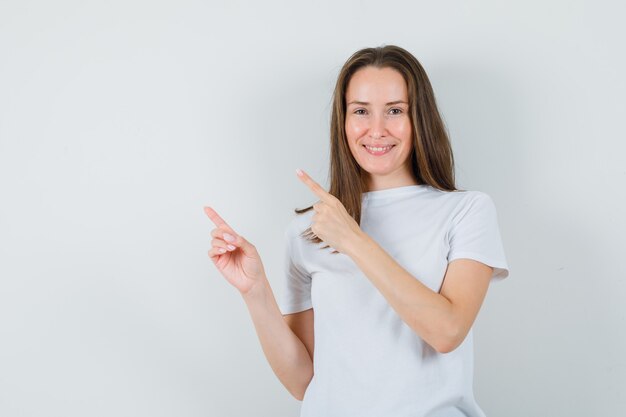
[242,278,313,400]
[346,232,458,353]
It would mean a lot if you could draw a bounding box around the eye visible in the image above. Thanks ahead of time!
[354,108,367,115]
[389,108,403,115]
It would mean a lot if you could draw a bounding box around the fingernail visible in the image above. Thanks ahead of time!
[296,168,303,176]
[227,244,236,251]
[223,233,235,242]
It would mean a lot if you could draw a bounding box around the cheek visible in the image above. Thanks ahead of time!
[393,118,412,140]
[345,118,367,140]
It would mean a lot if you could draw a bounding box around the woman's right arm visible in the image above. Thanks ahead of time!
[203,206,313,400]
[243,280,314,401]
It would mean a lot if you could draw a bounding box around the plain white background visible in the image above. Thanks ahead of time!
[1,0,624,416]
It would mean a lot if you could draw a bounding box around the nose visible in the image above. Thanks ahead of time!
[369,113,386,140]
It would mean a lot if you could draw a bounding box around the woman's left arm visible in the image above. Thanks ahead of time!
[295,169,493,354]
[345,232,492,354]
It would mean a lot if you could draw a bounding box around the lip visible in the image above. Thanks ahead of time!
[363,144,395,156]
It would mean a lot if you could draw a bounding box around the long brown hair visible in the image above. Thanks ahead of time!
[295,45,458,251]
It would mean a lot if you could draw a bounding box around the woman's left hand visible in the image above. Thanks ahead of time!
[296,168,364,255]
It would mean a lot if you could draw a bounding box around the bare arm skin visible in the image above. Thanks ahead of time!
[283,308,314,363]
[204,206,313,400]
[242,280,314,400]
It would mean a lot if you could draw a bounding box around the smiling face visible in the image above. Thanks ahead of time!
[345,66,417,191]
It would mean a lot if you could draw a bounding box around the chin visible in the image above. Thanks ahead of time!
[360,166,396,176]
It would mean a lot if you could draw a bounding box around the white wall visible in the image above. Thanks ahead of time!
[1,1,624,416]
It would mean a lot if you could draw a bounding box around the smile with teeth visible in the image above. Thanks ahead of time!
[364,144,395,155]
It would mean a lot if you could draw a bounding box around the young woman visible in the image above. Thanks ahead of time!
[204,45,509,417]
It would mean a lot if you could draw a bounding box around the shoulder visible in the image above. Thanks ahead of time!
[445,190,500,232]
[426,187,494,211]
[284,209,314,240]
[442,188,494,208]
[460,190,496,209]
[429,189,498,228]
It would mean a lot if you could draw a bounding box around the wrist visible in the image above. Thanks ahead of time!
[242,277,270,304]
[345,229,371,259]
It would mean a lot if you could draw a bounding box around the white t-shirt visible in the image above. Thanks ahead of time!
[279,184,509,417]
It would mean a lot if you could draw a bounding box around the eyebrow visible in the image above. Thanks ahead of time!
[347,100,408,106]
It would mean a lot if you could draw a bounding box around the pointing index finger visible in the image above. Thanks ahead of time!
[204,206,237,235]
[296,168,334,202]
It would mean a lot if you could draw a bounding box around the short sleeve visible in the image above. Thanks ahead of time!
[447,192,510,279]
[278,225,313,315]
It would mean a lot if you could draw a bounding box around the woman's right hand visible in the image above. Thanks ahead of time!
[203,206,267,295]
